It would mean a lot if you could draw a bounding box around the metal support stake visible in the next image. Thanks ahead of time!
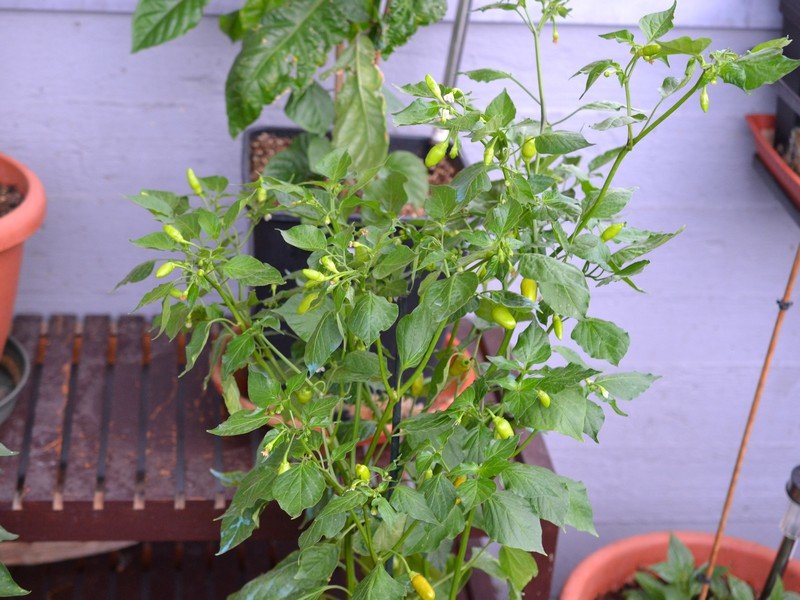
[760,466,800,600]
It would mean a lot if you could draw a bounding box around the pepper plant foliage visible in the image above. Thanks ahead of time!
[131,0,446,166]
[121,2,799,599]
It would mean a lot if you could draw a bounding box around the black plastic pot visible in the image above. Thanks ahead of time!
[242,126,464,356]
[774,1,800,149]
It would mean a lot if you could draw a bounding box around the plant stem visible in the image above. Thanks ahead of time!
[532,29,547,131]
[448,508,475,600]
[345,534,356,593]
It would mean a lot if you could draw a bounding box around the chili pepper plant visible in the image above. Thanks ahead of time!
[120,2,799,598]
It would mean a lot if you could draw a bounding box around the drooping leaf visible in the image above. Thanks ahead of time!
[304,312,343,373]
[352,565,406,600]
[333,35,388,172]
[347,292,399,345]
[380,0,446,57]
[480,490,544,552]
[272,461,326,518]
[285,80,334,135]
[223,255,284,287]
[518,254,590,318]
[132,0,210,52]
[571,317,630,365]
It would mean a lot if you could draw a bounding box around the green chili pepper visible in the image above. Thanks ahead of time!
[521,278,538,301]
[425,74,443,101]
[297,293,318,315]
[411,375,426,397]
[425,141,448,169]
[302,268,326,282]
[641,42,661,59]
[521,137,537,162]
[186,168,203,196]
[295,386,313,404]
[355,464,370,483]
[492,305,517,330]
[536,389,552,408]
[163,224,187,245]
[493,416,514,440]
[277,460,291,475]
[449,353,472,377]
[483,140,496,166]
[700,86,710,113]
[553,315,563,340]
[256,186,267,203]
[156,262,176,278]
[601,222,624,242]
[321,256,338,273]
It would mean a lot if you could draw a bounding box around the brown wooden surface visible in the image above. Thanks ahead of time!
[1,314,560,599]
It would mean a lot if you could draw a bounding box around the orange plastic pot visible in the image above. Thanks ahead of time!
[560,531,800,600]
[0,153,46,353]
[746,114,800,211]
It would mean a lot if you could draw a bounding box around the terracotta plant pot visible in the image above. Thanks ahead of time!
[746,114,800,211]
[0,153,46,353]
[560,531,800,600]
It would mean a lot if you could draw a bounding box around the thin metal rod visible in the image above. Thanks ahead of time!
[760,536,797,600]
[699,244,800,600]
[443,0,473,88]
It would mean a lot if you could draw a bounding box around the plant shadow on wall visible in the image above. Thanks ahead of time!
[115,1,800,599]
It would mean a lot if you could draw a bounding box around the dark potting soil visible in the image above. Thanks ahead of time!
[597,581,639,600]
[248,131,461,215]
[0,184,24,218]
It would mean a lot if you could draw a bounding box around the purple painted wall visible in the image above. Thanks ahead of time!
[1,2,799,595]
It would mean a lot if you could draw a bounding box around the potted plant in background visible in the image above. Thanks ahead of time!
[120,1,797,597]
[131,0,459,281]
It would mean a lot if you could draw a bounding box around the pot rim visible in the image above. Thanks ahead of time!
[0,335,31,409]
[0,152,46,253]
[561,530,800,600]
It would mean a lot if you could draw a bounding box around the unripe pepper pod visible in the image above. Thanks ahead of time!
[295,386,313,404]
[411,375,426,398]
[491,305,517,330]
[700,86,710,113]
[425,74,443,101]
[521,278,538,302]
[410,572,436,600]
[493,416,514,440]
[483,140,496,166]
[536,389,552,408]
[256,186,267,203]
[302,268,326,282]
[186,167,203,196]
[521,137,537,162]
[297,293,319,315]
[156,262,176,278]
[552,29,559,44]
[277,460,291,475]
[453,475,467,488]
[641,42,661,59]
[600,222,624,242]
[163,224,187,245]
[424,468,433,480]
[321,256,338,273]
[425,141,448,169]
[449,141,459,160]
[449,353,472,377]
[169,287,187,300]
[355,464,370,482]
[553,315,563,340]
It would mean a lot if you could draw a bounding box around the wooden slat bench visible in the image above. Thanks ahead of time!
[0,314,558,598]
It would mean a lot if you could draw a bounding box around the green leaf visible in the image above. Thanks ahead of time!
[584,187,633,219]
[638,2,676,42]
[219,503,262,554]
[571,318,630,365]
[513,322,552,366]
[0,524,18,541]
[392,98,439,125]
[296,543,340,582]
[352,566,406,600]
[481,490,543,552]
[222,332,256,379]
[508,386,588,440]
[599,29,635,44]
[397,306,435,369]
[333,35,388,172]
[611,228,683,265]
[426,185,457,220]
[593,372,659,400]
[228,550,329,600]
[247,365,281,408]
[564,478,596,534]
[590,114,645,131]
[280,224,327,251]
[380,0,446,57]
[385,151,429,208]
[572,59,618,98]
[131,0,210,52]
[719,46,800,93]
[484,89,517,126]
[421,473,457,522]
[518,254,590,319]
[312,147,352,181]
[0,443,17,457]
[535,131,593,155]
[0,563,29,596]
[450,163,492,203]
[659,36,711,56]
[455,478,496,512]
[115,260,155,289]
[500,546,538,592]
[422,272,479,321]
[208,408,272,436]
[285,80,334,135]
[130,231,178,251]
[273,461,326,518]
[373,245,414,279]
[335,350,381,382]
[390,486,439,524]
[501,463,569,526]
[223,255,284,287]
[224,0,352,136]
[348,292,399,345]
[183,321,211,373]
[304,312,343,373]
[463,68,514,83]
